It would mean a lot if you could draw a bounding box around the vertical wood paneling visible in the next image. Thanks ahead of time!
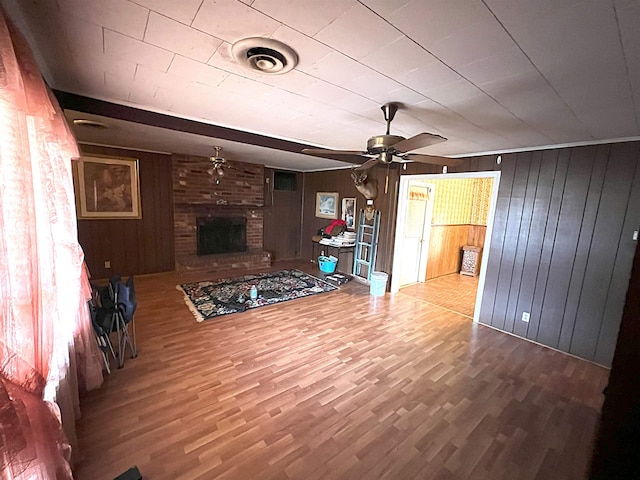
[467,225,487,249]
[425,225,469,279]
[301,165,400,274]
[511,150,554,339]
[534,147,596,347]
[593,143,640,365]
[506,151,541,336]
[557,146,610,353]
[478,156,515,329]
[466,142,640,365]
[74,137,639,367]
[376,168,400,277]
[77,144,174,278]
[569,146,634,361]
[491,153,531,331]
[301,169,356,261]
[298,145,640,366]
[528,149,570,343]
[470,142,640,366]
[263,169,303,261]
[122,221,138,272]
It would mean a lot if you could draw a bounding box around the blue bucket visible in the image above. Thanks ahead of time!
[318,256,337,273]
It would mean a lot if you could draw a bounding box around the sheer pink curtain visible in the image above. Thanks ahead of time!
[0,7,103,478]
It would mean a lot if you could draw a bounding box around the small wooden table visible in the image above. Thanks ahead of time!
[311,240,355,270]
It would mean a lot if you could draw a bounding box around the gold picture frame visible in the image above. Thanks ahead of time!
[315,192,339,219]
[74,155,141,219]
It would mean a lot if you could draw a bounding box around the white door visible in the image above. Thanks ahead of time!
[398,184,432,287]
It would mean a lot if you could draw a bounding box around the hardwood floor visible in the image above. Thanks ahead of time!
[401,274,479,318]
[74,261,608,480]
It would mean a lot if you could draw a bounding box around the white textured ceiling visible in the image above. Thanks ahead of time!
[3,0,640,170]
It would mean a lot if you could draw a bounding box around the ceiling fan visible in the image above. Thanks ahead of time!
[207,146,255,181]
[302,102,463,170]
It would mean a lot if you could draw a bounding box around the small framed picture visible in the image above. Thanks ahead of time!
[341,197,356,229]
[315,192,339,219]
[74,155,142,219]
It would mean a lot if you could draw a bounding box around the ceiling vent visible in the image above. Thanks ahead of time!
[231,37,298,75]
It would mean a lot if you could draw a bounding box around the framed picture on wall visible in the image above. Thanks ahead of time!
[74,155,142,219]
[341,197,356,229]
[315,192,339,219]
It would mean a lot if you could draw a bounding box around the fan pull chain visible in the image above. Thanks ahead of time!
[384,163,390,194]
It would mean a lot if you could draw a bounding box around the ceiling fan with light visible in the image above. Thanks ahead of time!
[302,102,462,171]
[207,146,255,182]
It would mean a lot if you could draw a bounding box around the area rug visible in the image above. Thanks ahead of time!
[178,269,337,322]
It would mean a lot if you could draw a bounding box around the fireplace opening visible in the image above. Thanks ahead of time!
[197,216,247,255]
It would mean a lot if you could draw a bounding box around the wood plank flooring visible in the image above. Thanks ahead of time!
[401,274,479,318]
[73,262,609,480]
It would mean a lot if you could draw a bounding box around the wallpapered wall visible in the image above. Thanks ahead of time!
[430,178,493,225]
[471,177,493,225]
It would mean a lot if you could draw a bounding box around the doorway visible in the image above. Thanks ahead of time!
[390,171,500,322]
[263,168,302,261]
[396,181,434,287]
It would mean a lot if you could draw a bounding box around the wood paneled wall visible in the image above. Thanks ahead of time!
[263,168,303,261]
[77,144,174,279]
[424,175,491,280]
[353,145,639,366]
[301,165,401,273]
[426,225,469,279]
[478,143,640,366]
[467,225,487,249]
[78,139,639,366]
[425,224,487,280]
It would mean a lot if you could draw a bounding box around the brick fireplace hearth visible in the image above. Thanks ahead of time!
[172,154,271,272]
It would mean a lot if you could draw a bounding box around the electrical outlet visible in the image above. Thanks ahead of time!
[104,261,111,268]
[521,311,530,323]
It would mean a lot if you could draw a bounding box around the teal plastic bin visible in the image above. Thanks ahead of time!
[370,271,388,296]
[318,256,337,273]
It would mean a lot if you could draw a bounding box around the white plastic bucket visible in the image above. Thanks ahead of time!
[370,271,388,296]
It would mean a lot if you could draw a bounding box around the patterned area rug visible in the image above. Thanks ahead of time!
[178,269,337,322]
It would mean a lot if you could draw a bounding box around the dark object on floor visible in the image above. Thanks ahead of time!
[260,289,282,300]
[178,269,337,322]
[323,272,351,286]
[114,466,142,480]
[227,298,248,312]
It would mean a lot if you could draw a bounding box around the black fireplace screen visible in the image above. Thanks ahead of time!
[197,216,247,255]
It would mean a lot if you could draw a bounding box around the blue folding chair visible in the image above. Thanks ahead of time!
[91,275,138,369]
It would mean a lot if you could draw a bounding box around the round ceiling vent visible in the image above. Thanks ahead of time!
[231,37,298,75]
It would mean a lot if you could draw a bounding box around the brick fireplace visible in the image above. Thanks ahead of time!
[172,153,271,272]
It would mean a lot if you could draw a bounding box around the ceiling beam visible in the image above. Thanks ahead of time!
[53,90,368,165]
